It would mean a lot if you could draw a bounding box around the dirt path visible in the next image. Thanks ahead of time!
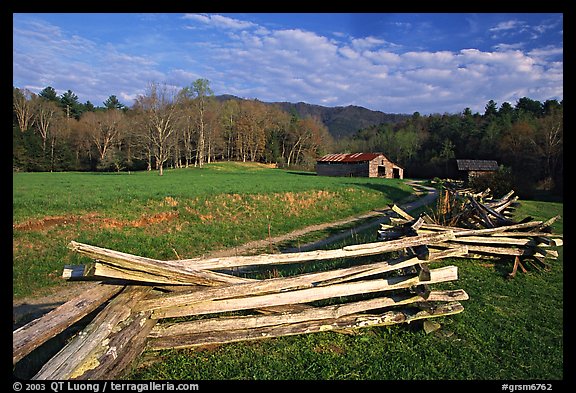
[13,180,437,327]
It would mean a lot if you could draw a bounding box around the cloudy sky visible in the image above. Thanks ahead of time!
[12,13,563,114]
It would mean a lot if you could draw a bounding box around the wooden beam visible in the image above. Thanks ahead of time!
[164,231,456,270]
[67,241,254,286]
[71,310,156,380]
[147,302,465,350]
[13,283,123,365]
[33,286,151,380]
[148,266,459,319]
[390,204,415,221]
[149,290,469,337]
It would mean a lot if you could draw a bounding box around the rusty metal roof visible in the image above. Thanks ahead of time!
[317,153,383,163]
[456,159,498,171]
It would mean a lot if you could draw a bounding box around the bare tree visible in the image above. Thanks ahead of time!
[190,79,213,167]
[175,88,196,168]
[134,82,178,176]
[532,107,563,188]
[13,87,36,132]
[220,99,240,160]
[32,98,61,153]
[79,109,125,162]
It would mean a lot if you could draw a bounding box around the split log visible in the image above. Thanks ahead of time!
[136,252,467,314]
[448,236,557,247]
[147,301,465,350]
[64,261,255,286]
[33,286,151,380]
[449,243,558,259]
[13,283,123,365]
[165,231,456,270]
[67,241,255,286]
[149,289,469,337]
[71,310,156,380]
[146,266,459,319]
[419,221,548,236]
[390,204,415,221]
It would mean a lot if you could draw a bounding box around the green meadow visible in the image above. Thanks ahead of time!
[12,163,563,381]
[12,162,411,298]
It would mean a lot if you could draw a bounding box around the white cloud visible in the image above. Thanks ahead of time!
[12,14,563,115]
[351,36,387,49]
[493,42,525,51]
[182,13,256,30]
[489,20,524,32]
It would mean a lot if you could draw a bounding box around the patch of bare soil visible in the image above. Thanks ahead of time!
[13,213,98,231]
[13,211,180,232]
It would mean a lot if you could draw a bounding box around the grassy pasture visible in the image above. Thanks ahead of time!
[12,163,564,381]
[12,162,411,298]
[127,199,564,381]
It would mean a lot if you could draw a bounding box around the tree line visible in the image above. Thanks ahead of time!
[13,79,333,175]
[13,79,562,196]
[336,97,563,196]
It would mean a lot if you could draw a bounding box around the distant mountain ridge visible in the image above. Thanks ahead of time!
[215,95,410,139]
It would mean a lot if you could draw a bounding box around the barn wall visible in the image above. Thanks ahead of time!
[316,154,404,179]
[468,170,495,179]
[368,160,379,177]
[316,162,371,177]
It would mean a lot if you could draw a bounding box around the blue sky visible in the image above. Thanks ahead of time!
[13,13,563,114]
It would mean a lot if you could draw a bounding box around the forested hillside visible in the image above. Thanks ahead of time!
[337,98,563,197]
[216,95,409,138]
[13,79,562,197]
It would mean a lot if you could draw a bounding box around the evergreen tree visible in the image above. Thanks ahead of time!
[60,90,82,119]
[39,86,59,102]
[103,95,126,110]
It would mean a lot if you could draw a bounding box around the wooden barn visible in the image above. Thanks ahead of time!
[456,159,499,181]
[316,153,404,179]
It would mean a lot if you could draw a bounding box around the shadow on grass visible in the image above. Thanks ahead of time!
[346,182,413,200]
[286,171,317,176]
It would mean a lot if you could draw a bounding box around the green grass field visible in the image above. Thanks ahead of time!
[125,198,563,381]
[12,163,563,381]
[12,163,412,298]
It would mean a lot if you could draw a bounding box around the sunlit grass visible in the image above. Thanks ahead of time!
[12,163,412,298]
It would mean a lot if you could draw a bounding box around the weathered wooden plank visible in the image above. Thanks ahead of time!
[77,261,255,286]
[147,302,465,350]
[33,286,151,380]
[165,231,456,270]
[390,204,415,221]
[148,266,459,319]
[468,196,495,227]
[415,228,562,240]
[537,215,561,231]
[448,236,552,247]
[149,289,468,337]
[71,310,156,380]
[426,245,469,260]
[67,241,254,286]
[446,243,558,258]
[475,199,516,226]
[13,283,123,365]
[420,220,547,236]
[136,252,462,314]
[490,195,518,213]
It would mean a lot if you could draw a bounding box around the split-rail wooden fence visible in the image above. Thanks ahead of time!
[13,187,562,380]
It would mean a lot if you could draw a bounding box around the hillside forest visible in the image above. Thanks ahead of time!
[13,79,563,197]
